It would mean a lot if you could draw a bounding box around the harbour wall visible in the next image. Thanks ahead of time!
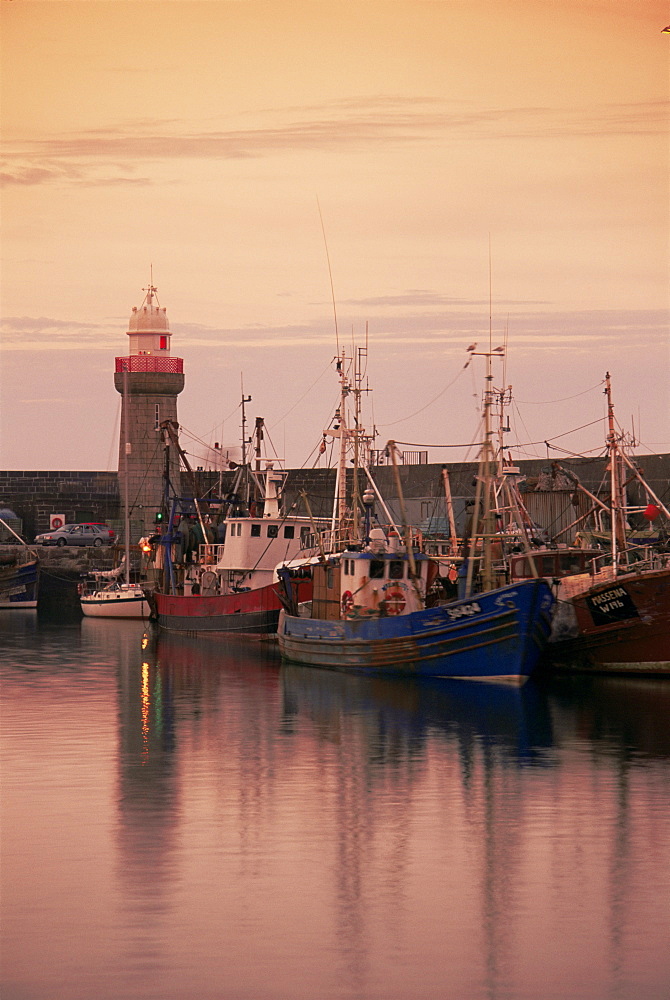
[2,453,668,542]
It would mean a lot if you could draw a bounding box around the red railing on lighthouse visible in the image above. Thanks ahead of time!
[115,356,183,373]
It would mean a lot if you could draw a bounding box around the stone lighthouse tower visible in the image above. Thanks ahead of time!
[114,281,184,538]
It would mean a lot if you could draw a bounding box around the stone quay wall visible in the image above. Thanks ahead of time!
[0,471,121,541]
[1,453,668,542]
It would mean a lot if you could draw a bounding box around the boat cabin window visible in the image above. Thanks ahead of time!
[389,560,405,580]
[512,556,544,578]
[557,553,587,575]
[283,525,295,539]
[536,554,586,578]
[369,559,386,579]
[300,527,311,546]
[512,555,566,578]
[267,524,278,538]
[250,524,261,537]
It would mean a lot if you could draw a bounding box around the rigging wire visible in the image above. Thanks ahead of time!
[510,401,539,458]
[542,416,606,442]
[269,358,334,429]
[390,415,607,452]
[196,399,244,450]
[261,425,281,462]
[515,380,605,405]
[377,358,470,428]
[317,195,339,356]
[544,443,607,460]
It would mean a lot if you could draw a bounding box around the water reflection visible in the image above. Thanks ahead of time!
[115,628,179,922]
[128,632,670,998]
[3,618,669,1000]
[281,665,555,764]
[277,666,559,995]
[540,672,670,760]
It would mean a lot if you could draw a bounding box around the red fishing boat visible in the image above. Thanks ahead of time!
[145,420,326,636]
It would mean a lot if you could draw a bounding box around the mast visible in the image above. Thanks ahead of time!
[465,350,497,596]
[481,346,495,590]
[160,420,210,591]
[605,371,627,573]
[441,467,459,557]
[122,368,131,585]
[240,385,252,507]
[465,341,506,597]
[254,418,264,476]
[351,342,368,541]
[332,352,349,542]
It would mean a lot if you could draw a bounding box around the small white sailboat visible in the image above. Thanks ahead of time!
[80,556,150,619]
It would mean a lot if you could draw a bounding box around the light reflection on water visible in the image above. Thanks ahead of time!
[1,611,669,1000]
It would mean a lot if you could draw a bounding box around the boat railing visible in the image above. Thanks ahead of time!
[197,543,224,565]
[586,543,669,579]
[311,525,423,555]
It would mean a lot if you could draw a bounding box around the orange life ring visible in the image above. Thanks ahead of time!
[385,586,406,615]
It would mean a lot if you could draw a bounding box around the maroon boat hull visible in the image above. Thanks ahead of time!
[551,567,670,671]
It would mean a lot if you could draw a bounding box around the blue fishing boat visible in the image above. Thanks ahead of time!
[277,556,554,683]
[275,345,555,684]
[0,517,39,609]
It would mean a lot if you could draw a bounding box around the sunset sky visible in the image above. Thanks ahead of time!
[1,0,668,472]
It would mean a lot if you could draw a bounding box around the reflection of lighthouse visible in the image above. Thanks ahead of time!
[114,280,184,537]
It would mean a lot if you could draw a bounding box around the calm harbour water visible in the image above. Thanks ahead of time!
[1,611,669,1000]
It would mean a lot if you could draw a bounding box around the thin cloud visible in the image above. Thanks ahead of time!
[2,99,664,187]
[343,291,548,308]
[3,308,664,353]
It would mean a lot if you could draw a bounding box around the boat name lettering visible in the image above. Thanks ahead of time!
[591,587,626,607]
[594,598,625,613]
[446,602,481,620]
[585,586,639,625]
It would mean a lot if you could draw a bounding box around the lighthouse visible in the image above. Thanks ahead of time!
[114,281,185,538]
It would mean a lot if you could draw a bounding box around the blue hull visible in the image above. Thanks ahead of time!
[277,579,555,683]
[0,557,39,609]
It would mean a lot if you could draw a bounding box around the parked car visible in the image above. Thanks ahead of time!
[35,523,116,547]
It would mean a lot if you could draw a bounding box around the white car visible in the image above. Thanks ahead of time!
[35,523,116,547]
